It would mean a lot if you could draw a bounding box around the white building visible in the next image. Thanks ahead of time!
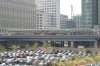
[36,11,48,29]
[0,0,36,33]
[35,0,60,29]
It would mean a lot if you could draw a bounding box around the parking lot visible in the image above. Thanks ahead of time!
[0,48,100,66]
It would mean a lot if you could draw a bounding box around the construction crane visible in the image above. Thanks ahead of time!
[71,5,74,19]
[71,5,76,29]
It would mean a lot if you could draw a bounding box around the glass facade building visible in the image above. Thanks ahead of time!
[98,0,100,28]
[60,14,68,29]
[74,15,82,29]
[0,0,36,32]
[82,0,98,29]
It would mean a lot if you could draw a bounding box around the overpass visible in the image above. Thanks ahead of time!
[0,35,100,48]
[0,35,99,41]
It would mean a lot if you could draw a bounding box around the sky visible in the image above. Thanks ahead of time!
[60,0,81,18]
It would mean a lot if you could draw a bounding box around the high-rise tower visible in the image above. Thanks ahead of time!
[82,0,98,29]
[35,0,60,29]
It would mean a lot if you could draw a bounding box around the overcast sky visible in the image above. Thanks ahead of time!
[60,0,81,18]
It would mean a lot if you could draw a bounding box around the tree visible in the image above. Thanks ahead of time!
[86,49,93,54]
[42,42,51,53]
[0,44,6,52]
[12,44,17,51]
[42,42,48,48]
[32,42,38,50]
[84,57,95,64]
[94,56,100,63]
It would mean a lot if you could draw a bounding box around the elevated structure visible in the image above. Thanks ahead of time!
[5,29,99,36]
[0,35,99,48]
[0,29,100,48]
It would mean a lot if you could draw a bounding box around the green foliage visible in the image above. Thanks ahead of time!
[42,42,48,48]
[71,56,76,60]
[52,61,58,66]
[86,49,93,54]
[34,42,38,47]
[12,44,20,51]
[65,61,74,66]
[84,57,95,63]
[0,45,6,52]
[94,56,100,62]
[32,42,38,50]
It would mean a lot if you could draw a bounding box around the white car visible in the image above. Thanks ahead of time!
[39,61,44,65]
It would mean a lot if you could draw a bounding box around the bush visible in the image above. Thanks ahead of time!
[94,56,100,62]
[64,61,75,66]
[42,42,48,48]
[32,42,38,50]
[0,46,6,52]
[12,44,18,51]
[86,49,93,54]
[78,59,87,65]
[58,62,66,66]
[84,57,95,63]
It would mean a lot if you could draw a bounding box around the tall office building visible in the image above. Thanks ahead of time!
[36,11,48,30]
[0,0,36,33]
[66,19,76,29]
[35,0,60,29]
[73,15,82,29]
[60,14,68,29]
[82,0,98,29]
[98,0,100,28]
